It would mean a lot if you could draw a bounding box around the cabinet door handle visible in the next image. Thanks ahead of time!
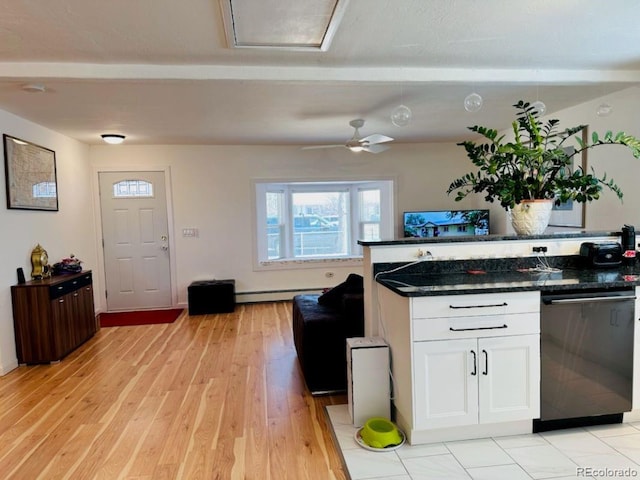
[470,350,477,376]
[482,349,488,375]
[58,299,64,303]
[450,324,507,332]
[449,302,508,309]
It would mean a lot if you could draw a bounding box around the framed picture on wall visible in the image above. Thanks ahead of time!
[3,134,58,211]
[548,129,588,228]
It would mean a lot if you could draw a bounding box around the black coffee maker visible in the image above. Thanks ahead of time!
[621,224,636,266]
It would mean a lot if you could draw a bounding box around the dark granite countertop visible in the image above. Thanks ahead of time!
[359,230,620,246]
[375,256,640,297]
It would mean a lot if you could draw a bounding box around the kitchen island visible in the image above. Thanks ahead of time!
[359,231,640,444]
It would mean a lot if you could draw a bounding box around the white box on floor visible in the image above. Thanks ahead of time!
[347,337,390,427]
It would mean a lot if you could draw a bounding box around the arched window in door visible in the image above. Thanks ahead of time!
[112,179,154,198]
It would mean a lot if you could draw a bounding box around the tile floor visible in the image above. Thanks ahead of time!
[326,405,640,480]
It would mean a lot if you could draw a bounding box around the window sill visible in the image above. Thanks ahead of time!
[256,256,363,271]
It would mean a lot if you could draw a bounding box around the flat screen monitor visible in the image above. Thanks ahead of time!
[403,209,490,238]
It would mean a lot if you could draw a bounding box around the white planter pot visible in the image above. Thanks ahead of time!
[509,200,554,235]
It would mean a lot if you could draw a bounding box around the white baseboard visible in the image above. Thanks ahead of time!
[236,288,324,303]
[0,359,19,376]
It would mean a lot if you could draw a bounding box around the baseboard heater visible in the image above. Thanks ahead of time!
[235,288,324,304]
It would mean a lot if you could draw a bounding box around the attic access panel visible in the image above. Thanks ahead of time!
[220,0,349,51]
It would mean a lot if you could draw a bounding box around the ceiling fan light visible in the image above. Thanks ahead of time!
[349,145,364,152]
[101,134,126,145]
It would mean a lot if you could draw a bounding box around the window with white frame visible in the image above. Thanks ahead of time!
[255,180,393,267]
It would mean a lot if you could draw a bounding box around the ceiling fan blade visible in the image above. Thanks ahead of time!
[301,144,345,150]
[360,133,394,145]
[362,144,391,154]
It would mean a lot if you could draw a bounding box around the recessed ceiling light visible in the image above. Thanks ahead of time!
[21,84,46,93]
[101,134,126,145]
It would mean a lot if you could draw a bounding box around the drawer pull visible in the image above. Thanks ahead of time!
[470,350,477,376]
[482,349,488,375]
[449,302,508,309]
[58,299,64,303]
[449,324,508,332]
[57,286,63,290]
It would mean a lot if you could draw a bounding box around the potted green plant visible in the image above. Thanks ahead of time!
[447,100,640,234]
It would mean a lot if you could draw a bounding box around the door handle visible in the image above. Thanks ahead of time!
[482,349,488,375]
[160,235,168,241]
[470,350,477,376]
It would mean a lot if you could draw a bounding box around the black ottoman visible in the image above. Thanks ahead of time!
[188,279,235,315]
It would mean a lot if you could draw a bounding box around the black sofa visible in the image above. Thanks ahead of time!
[292,274,365,394]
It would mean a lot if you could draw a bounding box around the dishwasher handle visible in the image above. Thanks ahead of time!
[545,294,636,305]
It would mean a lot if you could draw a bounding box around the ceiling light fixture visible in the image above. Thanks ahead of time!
[532,79,546,116]
[101,134,126,145]
[391,104,412,127]
[532,100,547,116]
[21,83,46,93]
[464,92,483,112]
[391,80,412,127]
[596,102,613,117]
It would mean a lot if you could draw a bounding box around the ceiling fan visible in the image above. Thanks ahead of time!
[302,119,394,154]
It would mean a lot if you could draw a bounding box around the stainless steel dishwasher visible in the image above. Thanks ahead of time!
[538,288,636,429]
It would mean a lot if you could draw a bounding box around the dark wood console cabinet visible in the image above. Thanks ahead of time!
[11,271,97,364]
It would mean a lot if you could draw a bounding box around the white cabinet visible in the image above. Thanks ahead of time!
[478,334,539,424]
[414,338,478,429]
[377,288,540,443]
[413,334,539,430]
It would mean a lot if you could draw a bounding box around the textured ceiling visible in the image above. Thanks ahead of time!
[0,0,638,146]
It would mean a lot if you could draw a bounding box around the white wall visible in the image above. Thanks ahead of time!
[89,142,482,310]
[549,87,640,231]
[0,110,97,374]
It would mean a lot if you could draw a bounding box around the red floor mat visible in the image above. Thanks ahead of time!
[99,309,183,327]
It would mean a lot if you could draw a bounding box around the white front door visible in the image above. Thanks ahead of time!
[99,171,171,311]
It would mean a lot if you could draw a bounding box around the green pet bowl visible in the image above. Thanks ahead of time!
[360,417,403,449]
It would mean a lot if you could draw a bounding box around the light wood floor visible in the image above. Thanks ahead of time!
[0,301,348,479]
